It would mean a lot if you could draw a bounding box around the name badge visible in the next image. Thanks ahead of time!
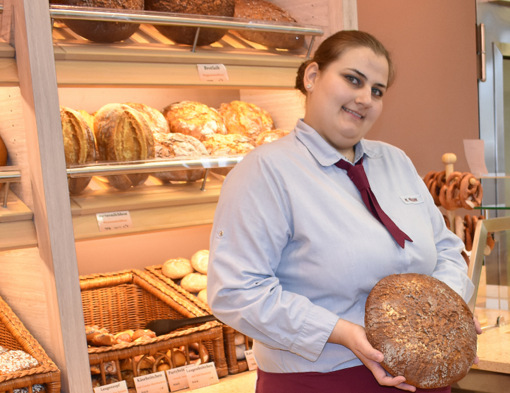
[400,194,424,204]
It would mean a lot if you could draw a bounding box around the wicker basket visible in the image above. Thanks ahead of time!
[145,264,253,375]
[80,269,228,390]
[0,296,61,393]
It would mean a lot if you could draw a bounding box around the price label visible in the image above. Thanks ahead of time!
[244,349,258,371]
[93,380,129,393]
[166,366,189,392]
[196,64,229,82]
[96,211,132,232]
[185,362,219,390]
[133,371,169,393]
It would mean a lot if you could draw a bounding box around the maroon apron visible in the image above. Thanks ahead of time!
[256,366,451,393]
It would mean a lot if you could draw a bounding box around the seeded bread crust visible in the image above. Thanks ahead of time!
[365,273,477,389]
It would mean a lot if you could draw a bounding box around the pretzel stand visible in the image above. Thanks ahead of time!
[422,153,493,262]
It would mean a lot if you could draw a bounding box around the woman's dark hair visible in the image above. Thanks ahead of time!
[295,30,395,94]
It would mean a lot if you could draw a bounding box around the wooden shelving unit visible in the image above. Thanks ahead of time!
[0,1,356,392]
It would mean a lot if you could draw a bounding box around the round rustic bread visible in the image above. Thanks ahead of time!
[153,132,209,183]
[50,0,143,43]
[162,101,227,141]
[60,106,97,195]
[234,0,305,50]
[218,100,275,142]
[145,0,235,46]
[365,273,476,389]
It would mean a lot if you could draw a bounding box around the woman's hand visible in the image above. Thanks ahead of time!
[328,319,417,392]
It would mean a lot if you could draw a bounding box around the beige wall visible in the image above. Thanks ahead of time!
[357,0,479,176]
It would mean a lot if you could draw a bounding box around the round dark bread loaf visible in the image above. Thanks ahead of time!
[50,0,143,43]
[365,273,477,389]
[234,0,304,50]
[145,0,235,46]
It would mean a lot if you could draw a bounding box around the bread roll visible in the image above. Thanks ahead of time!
[191,249,209,274]
[145,0,235,46]
[234,0,305,50]
[365,273,477,389]
[125,103,170,135]
[163,101,227,141]
[197,289,208,305]
[60,106,97,195]
[180,272,207,293]
[153,132,209,183]
[219,100,275,142]
[50,0,143,43]
[162,257,194,280]
[255,128,290,146]
[94,103,155,190]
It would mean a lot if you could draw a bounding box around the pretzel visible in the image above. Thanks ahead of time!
[459,173,483,209]
[443,171,463,210]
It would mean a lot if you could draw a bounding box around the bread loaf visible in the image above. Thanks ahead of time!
[190,249,209,274]
[50,0,143,43]
[163,101,227,141]
[145,0,235,46]
[180,272,207,293]
[202,133,255,175]
[219,100,275,142]
[153,132,209,183]
[255,128,290,146]
[94,103,155,190]
[162,257,194,280]
[365,273,477,389]
[60,106,97,195]
[125,103,170,135]
[234,0,305,49]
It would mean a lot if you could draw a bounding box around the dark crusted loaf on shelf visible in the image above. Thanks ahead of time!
[50,0,144,43]
[145,0,235,46]
[234,0,304,50]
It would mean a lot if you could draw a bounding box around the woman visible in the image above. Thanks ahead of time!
[207,30,479,392]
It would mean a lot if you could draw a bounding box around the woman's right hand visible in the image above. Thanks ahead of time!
[328,319,417,392]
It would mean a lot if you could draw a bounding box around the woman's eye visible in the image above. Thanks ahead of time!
[345,75,360,85]
[372,88,384,98]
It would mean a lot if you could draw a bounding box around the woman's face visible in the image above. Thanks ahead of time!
[303,46,389,156]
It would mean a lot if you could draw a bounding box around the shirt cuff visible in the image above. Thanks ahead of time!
[289,306,339,362]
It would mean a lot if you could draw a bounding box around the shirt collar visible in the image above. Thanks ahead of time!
[294,119,381,167]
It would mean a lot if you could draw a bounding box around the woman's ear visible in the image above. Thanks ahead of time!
[304,62,319,91]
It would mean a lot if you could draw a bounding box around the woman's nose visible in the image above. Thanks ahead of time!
[355,88,372,105]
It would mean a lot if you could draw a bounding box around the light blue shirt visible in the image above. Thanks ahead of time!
[207,119,474,374]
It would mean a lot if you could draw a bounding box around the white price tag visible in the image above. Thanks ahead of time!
[133,371,169,393]
[185,362,219,390]
[96,211,132,232]
[196,64,229,82]
[166,366,189,392]
[94,380,129,393]
[244,349,258,371]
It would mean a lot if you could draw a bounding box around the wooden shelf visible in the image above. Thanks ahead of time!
[69,174,223,241]
[0,190,36,251]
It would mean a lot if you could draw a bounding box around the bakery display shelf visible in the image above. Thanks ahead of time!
[70,174,223,241]
[46,5,323,87]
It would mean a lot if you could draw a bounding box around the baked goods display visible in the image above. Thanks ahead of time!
[365,273,477,389]
[202,133,255,176]
[233,0,305,49]
[85,325,156,347]
[161,249,210,301]
[0,348,39,374]
[218,100,275,142]
[145,0,235,46]
[125,103,170,135]
[255,128,290,146]
[94,103,155,190]
[59,106,97,195]
[162,101,228,141]
[153,132,209,183]
[50,0,143,43]
[423,170,483,210]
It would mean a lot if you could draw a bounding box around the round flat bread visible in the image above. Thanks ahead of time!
[365,273,476,389]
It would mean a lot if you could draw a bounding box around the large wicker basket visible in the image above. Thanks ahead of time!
[80,269,228,390]
[145,264,253,375]
[0,296,61,393]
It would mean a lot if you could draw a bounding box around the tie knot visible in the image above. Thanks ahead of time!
[335,159,369,190]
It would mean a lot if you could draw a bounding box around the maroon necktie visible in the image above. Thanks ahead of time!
[335,158,413,248]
